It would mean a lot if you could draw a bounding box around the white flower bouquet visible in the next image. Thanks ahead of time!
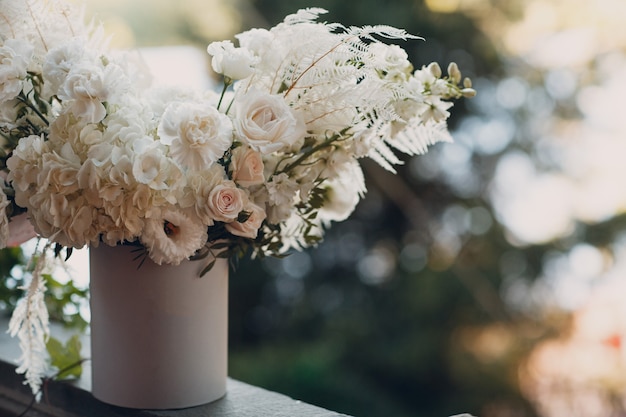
[0,0,474,395]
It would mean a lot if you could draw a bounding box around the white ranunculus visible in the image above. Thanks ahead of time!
[230,146,265,187]
[234,89,306,154]
[141,209,208,265]
[207,40,258,80]
[225,202,266,239]
[0,39,34,101]
[158,101,233,171]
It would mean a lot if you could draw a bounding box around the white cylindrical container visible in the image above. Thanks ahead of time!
[89,244,228,409]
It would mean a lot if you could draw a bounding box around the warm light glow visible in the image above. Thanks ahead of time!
[70,0,241,47]
[425,0,461,13]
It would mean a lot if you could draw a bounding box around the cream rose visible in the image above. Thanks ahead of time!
[230,146,265,187]
[225,202,266,239]
[233,89,306,154]
[207,180,247,223]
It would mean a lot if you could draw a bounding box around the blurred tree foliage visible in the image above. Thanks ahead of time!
[228,1,552,417]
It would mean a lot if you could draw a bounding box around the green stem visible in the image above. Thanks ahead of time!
[17,93,49,126]
[277,135,340,174]
[217,77,233,111]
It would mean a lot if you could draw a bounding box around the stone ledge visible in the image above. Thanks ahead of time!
[0,317,351,417]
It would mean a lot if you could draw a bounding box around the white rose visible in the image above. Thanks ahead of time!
[207,40,258,80]
[186,165,226,223]
[234,89,306,154]
[158,101,233,171]
[0,39,34,101]
[230,146,265,187]
[225,202,266,239]
[207,180,247,223]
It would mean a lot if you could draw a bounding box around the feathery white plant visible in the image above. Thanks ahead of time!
[7,242,50,397]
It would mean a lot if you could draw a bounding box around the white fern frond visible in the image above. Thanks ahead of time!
[0,0,105,56]
[8,243,51,397]
[343,24,421,42]
[368,139,403,173]
[283,8,329,25]
[392,119,454,155]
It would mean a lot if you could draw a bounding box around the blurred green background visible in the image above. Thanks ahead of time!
[3,0,626,416]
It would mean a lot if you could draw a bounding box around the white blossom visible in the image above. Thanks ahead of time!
[319,160,366,224]
[267,172,299,206]
[207,40,258,80]
[141,209,208,265]
[0,39,34,101]
[158,101,233,171]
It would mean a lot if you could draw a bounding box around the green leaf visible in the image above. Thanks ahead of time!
[200,259,216,277]
[46,335,84,380]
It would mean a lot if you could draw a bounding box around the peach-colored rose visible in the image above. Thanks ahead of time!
[230,146,265,187]
[225,202,266,239]
[207,181,246,222]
